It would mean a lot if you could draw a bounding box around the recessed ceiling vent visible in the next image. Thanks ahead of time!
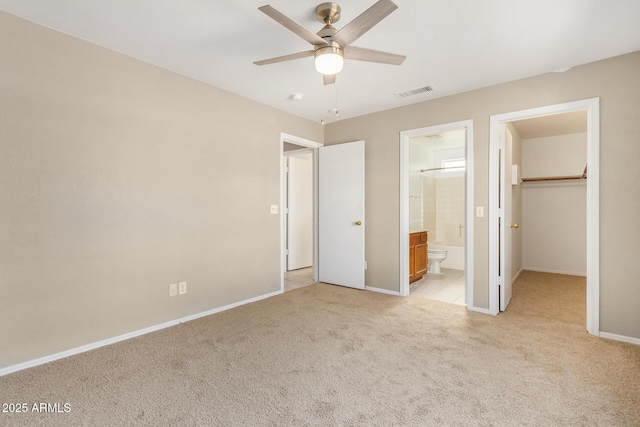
[394,86,433,98]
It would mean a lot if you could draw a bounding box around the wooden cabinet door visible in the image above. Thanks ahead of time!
[409,245,415,281]
[415,243,427,276]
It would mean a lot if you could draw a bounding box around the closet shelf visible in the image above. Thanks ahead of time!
[521,165,587,183]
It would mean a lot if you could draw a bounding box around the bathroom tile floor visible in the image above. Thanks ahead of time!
[285,266,465,307]
[410,268,465,306]
[284,267,315,292]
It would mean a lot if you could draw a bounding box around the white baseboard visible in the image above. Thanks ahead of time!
[0,289,283,377]
[599,332,640,346]
[512,268,523,283]
[522,267,586,277]
[467,305,494,315]
[365,286,400,296]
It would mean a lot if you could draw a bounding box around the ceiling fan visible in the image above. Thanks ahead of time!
[254,0,406,85]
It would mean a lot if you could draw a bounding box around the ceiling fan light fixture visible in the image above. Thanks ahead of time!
[255,2,405,85]
[314,44,344,75]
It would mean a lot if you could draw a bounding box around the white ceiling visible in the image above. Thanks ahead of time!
[2,0,640,123]
[510,111,587,139]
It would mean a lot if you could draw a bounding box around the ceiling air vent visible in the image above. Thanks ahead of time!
[394,86,433,98]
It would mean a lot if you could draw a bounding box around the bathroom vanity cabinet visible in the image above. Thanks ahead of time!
[409,231,428,283]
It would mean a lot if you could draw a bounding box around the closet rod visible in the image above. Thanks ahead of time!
[420,166,465,173]
[521,175,584,182]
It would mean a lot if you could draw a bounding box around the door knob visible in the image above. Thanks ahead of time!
[354,221,362,226]
[510,223,519,228]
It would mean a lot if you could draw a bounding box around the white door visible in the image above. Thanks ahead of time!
[318,141,365,289]
[499,125,513,310]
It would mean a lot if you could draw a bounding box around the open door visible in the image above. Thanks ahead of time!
[318,141,365,289]
[499,124,513,310]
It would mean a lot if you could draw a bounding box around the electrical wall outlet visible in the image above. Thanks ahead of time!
[169,283,178,297]
[179,281,187,295]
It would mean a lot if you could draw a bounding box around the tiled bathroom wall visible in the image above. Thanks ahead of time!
[433,176,465,246]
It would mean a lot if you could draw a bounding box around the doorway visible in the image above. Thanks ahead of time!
[280,134,322,293]
[284,148,314,291]
[488,98,600,335]
[280,134,367,292]
[399,120,475,309]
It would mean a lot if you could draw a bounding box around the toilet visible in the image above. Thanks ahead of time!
[428,247,447,274]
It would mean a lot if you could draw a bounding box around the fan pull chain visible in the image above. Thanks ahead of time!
[334,80,339,117]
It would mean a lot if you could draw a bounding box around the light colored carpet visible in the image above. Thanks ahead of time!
[506,270,586,326]
[1,271,639,426]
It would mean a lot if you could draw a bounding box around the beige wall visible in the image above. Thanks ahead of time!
[0,12,322,368]
[325,51,640,339]
[523,133,587,177]
[522,133,587,275]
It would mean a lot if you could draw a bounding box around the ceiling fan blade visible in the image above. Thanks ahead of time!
[259,5,327,46]
[331,0,398,47]
[344,46,406,65]
[323,74,336,85]
[254,50,314,66]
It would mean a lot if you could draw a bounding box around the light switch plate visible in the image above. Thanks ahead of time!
[476,206,484,218]
[270,205,278,214]
[169,283,178,297]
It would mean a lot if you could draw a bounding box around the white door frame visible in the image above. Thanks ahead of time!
[280,133,323,292]
[488,98,600,335]
[399,120,476,311]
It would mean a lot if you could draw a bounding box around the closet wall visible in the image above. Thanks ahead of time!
[521,132,587,275]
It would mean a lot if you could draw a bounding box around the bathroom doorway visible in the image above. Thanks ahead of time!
[399,120,474,309]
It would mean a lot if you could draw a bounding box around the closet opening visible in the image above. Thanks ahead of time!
[488,98,600,335]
